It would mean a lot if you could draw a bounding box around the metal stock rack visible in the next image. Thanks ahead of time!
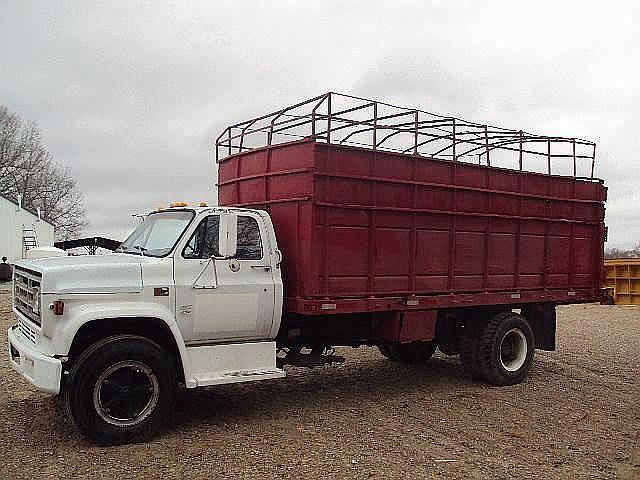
[216,92,597,179]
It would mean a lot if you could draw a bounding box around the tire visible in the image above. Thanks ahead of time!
[460,320,484,380]
[64,335,177,445]
[437,343,459,356]
[477,312,535,386]
[377,341,437,364]
[377,344,394,360]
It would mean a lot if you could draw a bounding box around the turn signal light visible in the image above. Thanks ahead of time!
[50,300,64,316]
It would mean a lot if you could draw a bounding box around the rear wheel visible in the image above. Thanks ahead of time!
[437,342,459,356]
[378,341,437,364]
[477,312,535,386]
[64,335,177,445]
[377,343,394,360]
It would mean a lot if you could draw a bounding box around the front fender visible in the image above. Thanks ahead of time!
[55,301,195,387]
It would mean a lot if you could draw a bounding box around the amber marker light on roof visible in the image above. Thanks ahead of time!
[199,201,208,207]
[170,202,188,207]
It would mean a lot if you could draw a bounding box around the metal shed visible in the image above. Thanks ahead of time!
[0,193,55,263]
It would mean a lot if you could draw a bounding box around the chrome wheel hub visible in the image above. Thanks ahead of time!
[499,328,528,372]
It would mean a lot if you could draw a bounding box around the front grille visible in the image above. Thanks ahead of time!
[14,268,42,327]
[18,317,38,343]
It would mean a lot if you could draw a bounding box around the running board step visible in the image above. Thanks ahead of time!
[193,368,285,387]
[185,341,285,388]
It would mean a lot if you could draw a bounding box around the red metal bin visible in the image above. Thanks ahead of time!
[217,93,606,317]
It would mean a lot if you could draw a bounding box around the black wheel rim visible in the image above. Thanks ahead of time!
[93,361,160,427]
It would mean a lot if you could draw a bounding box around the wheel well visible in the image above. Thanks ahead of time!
[67,317,185,382]
[434,304,556,351]
[434,307,506,348]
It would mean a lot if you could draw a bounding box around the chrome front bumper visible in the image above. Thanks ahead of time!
[8,325,62,395]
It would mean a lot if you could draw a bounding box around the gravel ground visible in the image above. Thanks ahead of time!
[0,287,638,479]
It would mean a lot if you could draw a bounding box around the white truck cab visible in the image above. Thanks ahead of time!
[8,206,285,444]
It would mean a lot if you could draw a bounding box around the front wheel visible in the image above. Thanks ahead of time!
[64,335,177,445]
[477,312,535,386]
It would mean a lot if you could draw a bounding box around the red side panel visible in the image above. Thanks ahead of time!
[218,141,316,299]
[218,140,606,315]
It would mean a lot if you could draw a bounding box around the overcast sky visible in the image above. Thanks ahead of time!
[1,1,638,247]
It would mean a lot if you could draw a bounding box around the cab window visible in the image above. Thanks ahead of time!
[183,216,220,259]
[182,215,263,260]
[236,216,263,260]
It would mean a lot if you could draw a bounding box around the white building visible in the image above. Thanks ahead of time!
[0,193,55,263]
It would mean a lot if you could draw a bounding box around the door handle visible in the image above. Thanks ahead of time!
[251,265,272,271]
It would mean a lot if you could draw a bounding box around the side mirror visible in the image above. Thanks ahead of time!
[217,212,237,259]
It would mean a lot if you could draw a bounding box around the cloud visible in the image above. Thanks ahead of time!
[1,0,638,246]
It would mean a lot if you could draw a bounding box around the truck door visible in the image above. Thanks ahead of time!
[174,213,276,343]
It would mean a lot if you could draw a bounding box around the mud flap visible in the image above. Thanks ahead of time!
[522,303,556,351]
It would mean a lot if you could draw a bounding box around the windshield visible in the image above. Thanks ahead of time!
[116,210,194,257]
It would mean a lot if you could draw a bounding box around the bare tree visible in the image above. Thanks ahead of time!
[0,105,87,240]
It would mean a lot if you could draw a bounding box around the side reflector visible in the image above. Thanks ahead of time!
[154,287,169,297]
[51,300,64,315]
